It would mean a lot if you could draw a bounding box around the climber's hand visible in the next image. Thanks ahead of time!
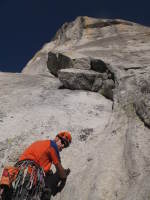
[65,168,70,176]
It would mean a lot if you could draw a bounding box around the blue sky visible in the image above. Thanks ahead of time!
[0,0,150,72]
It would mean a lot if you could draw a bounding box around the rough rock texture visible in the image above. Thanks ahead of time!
[91,58,108,73]
[58,68,99,90]
[72,57,91,70]
[47,52,73,76]
[98,79,115,100]
[47,53,115,99]
[1,16,150,200]
[58,66,115,100]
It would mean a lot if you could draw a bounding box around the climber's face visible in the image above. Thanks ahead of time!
[55,136,65,151]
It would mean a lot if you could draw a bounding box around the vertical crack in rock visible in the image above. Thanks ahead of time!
[133,75,150,128]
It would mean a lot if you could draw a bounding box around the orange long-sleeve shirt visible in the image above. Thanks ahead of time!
[19,140,60,173]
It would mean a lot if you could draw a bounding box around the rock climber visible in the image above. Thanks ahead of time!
[0,131,72,200]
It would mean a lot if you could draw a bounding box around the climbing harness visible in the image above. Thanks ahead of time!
[11,160,45,200]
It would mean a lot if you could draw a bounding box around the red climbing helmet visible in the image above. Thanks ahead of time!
[57,131,72,148]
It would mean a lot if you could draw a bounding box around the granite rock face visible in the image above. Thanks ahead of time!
[1,16,150,200]
[22,16,150,75]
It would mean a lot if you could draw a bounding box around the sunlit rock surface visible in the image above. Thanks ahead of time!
[1,16,150,200]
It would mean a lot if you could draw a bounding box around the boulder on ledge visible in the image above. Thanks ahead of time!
[58,68,99,90]
[47,52,73,77]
